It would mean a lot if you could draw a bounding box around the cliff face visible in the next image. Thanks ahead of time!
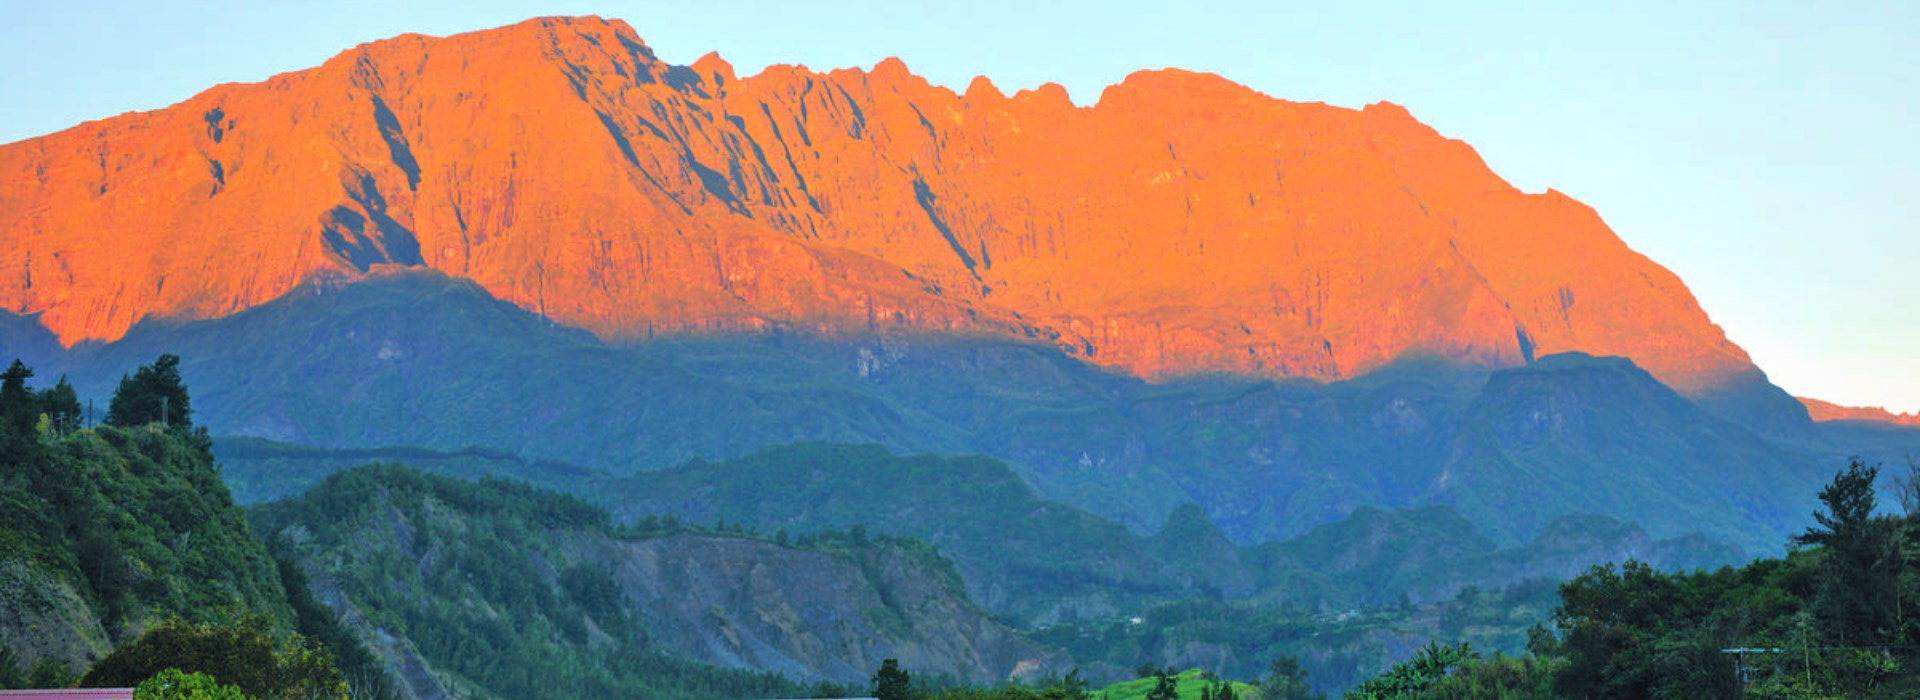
[0,15,1755,393]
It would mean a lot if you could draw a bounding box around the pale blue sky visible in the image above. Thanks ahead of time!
[2,1,1914,411]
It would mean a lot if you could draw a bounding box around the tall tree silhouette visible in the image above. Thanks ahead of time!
[107,354,192,428]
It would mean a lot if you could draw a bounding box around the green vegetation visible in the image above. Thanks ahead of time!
[134,669,251,700]
[1538,458,1920,698]
[1090,669,1253,700]
[105,353,193,429]
[609,443,1740,629]
[211,437,606,505]
[853,663,1251,700]
[607,442,1244,624]
[81,616,345,699]
[858,658,1103,700]
[8,340,1916,699]
[1323,457,1920,698]
[0,356,379,697]
[1034,581,1558,694]
[249,464,868,700]
[0,357,292,669]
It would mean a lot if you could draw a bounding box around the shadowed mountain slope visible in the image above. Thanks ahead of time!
[0,271,1869,555]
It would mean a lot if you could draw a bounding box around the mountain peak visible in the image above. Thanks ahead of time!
[0,16,1767,401]
[871,56,913,80]
[692,51,737,87]
[965,75,1004,101]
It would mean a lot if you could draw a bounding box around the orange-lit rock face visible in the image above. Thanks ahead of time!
[1799,398,1920,427]
[0,16,1756,391]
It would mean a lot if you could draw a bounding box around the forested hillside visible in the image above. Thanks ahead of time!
[250,464,1063,698]
[1316,459,1920,698]
[0,357,291,679]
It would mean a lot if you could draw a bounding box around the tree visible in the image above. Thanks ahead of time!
[1895,456,1920,517]
[80,616,346,700]
[26,658,75,690]
[1347,642,1478,699]
[1262,654,1317,700]
[1050,669,1090,700]
[38,374,81,435]
[106,354,192,428]
[1794,458,1901,646]
[1145,668,1178,700]
[1553,562,1674,698]
[1796,458,1878,551]
[0,645,23,689]
[134,669,252,700]
[872,658,915,700]
[1,359,37,435]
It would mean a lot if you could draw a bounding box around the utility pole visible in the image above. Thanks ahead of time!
[1719,647,1781,694]
[160,395,168,427]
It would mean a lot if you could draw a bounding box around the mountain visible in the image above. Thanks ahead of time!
[1430,353,1824,551]
[603,443,1254,625]
[240,439,1742,619]
[1799,397,1920,427]
[1244,506,1743,609]
[250,465,1061,695]
[242,454,1735,695]
[0,15,1801,427]
[0,272,1855,555]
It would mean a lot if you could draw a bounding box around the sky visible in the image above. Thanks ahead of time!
[2,1,1915,411]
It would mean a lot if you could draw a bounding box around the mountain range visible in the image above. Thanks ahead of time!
[0,16,1808,421]
[2,14,1918,697]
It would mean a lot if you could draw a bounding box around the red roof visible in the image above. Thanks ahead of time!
[0,691,134,699]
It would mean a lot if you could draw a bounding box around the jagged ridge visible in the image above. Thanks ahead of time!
[0,15,1762,398]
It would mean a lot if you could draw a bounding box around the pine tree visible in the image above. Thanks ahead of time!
[872,658,914,700]
[107,354,192,428]
[1795,458,1903,646]
[38,374,81,435]
[0,359,36,435]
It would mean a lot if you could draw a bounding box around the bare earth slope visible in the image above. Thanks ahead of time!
[0,16,1763,398]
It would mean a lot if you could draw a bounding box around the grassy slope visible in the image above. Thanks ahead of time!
[1091,669,1259,700]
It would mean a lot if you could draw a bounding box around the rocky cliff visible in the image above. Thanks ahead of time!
[0,15,1762,398]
